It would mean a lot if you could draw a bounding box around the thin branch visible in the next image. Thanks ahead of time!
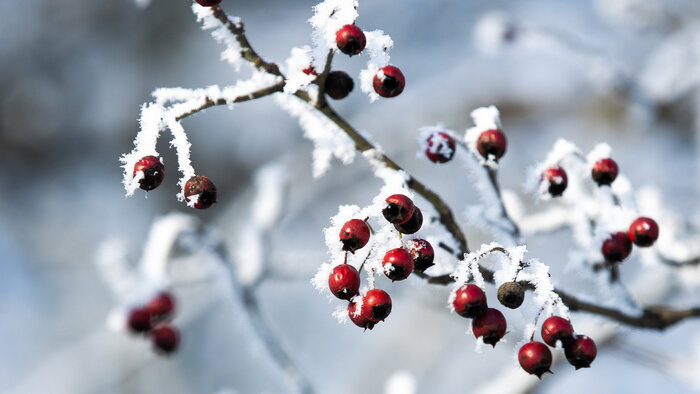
[314,50,335,109]
[174,81,286,121]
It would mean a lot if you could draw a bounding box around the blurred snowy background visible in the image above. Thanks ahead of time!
[2,0,700,393]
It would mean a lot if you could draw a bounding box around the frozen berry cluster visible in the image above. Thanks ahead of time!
[126,291,180,355]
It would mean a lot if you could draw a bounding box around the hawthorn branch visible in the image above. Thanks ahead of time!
[174,81,286,121]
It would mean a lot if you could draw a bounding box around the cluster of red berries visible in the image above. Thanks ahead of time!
[126,291,180,355]
[423,128,507,164]
[133,156,217,209]
[602,216,659,262]
[518,316,597,378]
[453,284,510,346]
[542,157,620,197]
[330,194,434,329]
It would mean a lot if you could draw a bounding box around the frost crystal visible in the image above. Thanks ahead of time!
[192,4,245,71]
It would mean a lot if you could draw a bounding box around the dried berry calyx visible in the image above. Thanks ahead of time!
[497,282,524,309]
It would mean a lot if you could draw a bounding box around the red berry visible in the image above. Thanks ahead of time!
[564,335,597,369]
[406,239,435,272]
[325,71,354,100]
[146,292,176,323]
[453,284,487,318]
[472,308,507,347]
[382,248,414,281]
[339,219,371,253]
[373,65,405,98]
[628,217,659,247]
[362,289,392,322]
[518,341,553,379]
[348,300,375,330]
[592,158,618,186]
[543,166,568,197]
[476,129,507,160]
[382,194,415,225]
[601,231,633,262]
[425,132,456,163]
[336,24,366,56]
[184,175,217,209]
[127,307,152,334]
[151,324,180,355]
[393,207,423,235]
[541,316,574,347]
[133,156,165,191]
[195,0,222,6]
[328,264,361,300]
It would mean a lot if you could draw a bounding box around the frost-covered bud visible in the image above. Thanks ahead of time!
[151,324,180,355]
[383,194,415,225]
[133,156,165,191]
[601,231,632,262]
[564,335,597,369]
[325,71,354,100]
[407,239,435,272]
[339,219,371,253]
[543,166,567,197]
[518,341,553,379]
[382,248,414,281]
[497,282,524,309]
[393,207,423,234]
[184,175,217,209]
[195,0,222,7]
[628,217,659,247]
[541,316,574,347]
[453,284,487,318]
[373,65,405,98]
[425,132,456,163]
[476,129,507,160]
[591,158,618,186]
[336,24,366,56]
[362,289,392,322]
[472,308,507,347]
[328,264,361,300]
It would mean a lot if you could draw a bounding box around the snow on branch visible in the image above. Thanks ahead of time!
[192,3,245,71]
[309,0,359,65]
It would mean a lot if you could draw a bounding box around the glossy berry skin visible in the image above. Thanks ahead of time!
[373,65,405,98]
[382,248,414,281]
[151,325,180,355]
[328,264,361,300]
[425,132,456,163]
[541,316,574,347]
[336,24,366,56]
[628,217,659,247]
[407,239,435,272]
[127,307,152,334]
[339,219,371,253]
[133,156,165,191]
[564,335,597,369]
[195,0,222,6]
[184,175,217,209]
[147,292,176,323]
[543,166,568,197]
[325,71,354,100]
[382,194,415,225]
[497,282,524,309]
[348,300,375,330]
[476,129,507,161]
[591,158,619,186]
[453,284,487,318]
[519,341,553,379]
[393,207,423,235]
[362,289,392,322]
[601,231,633,262]
[472,308,507,347]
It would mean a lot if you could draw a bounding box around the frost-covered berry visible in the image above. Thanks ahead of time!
[497,282,524,309]
[382,248,414,281]
[373,65,405,98]
[425,132,456,163]
[348,300,375,330]
[453,284,487,318]
[476,129,507,160]
[151,324,180,355]
[472,308,507,347]
[406,239,435,272]
[628,217,659,247]
[195,0,222,7]
[133,156,165,191]
[328,264,361,300]
[335,24,366,56]
[382,194,415,225]
[127,307,152,334]
[394,207,423,234]
[184,175,217,209]
[541,316,574,347]
[543,166,568,197]
[518,341,553,379]
[591,158,618,186]
[362,289,392,322]
[564,335,597,369]
[601,231,632,262]
[325,71,354,100]
[147,292,176,323]
[339,219,371,253]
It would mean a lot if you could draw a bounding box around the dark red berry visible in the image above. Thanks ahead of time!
[476,129,507,160]
[406,239,435,272]
[325,71,354,100]
[151,324,180,355]
[382,194,415,225]
[472,308,507,347]
[518,341,553,379]
[541,316,575,347]
[425,132,456,163]
[543,166,568,197]
[453,284,487,318]
[628,217,659,247]
[564,335,597,369]
[339,219,371,253]
[133,156,165,191]
[362,289,392,322]
[382,248,414,281]
[195,0,222,6]
[592,158,618,186]
[336,24,366,56]
[184,175,217,209]
[373,65,405,98]
[601,231,633,262]
[127,307,152,334]
[497,282,524,309]
[302,65,317,76]
[328,264,361,300]
[393,207,423,234]
[146,292,176,323]
[348,300,375,330]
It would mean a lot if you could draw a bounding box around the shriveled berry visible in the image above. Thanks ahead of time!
[453,284,487,318]
[476,129,507,160]
[127,307,152,334]
[146,292,176,323]
[373,65,405,98]
[151,324,180,355]
[406,239,435,272]
[425,132,456,163]
[184,175,217,209]
[564,335,597,369]
[592,158,618,186]
[348,300,375,330]
[472,308,507,347]
[336,24,366,56]
[195,0,222,6]
[325,71,354,100]
[628,217,659,247]
[541,316,574,347]
[518,341,553,379]
[382,194,415,225]
[393,207,423,234]
[328,264,361,300]
[362,289,392,322]
[382,248,414,281]
[543,166,568,197]
[497,282,524,309]
[339,219,371,253]
[601,231,632,262]
[133,156,165,191]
